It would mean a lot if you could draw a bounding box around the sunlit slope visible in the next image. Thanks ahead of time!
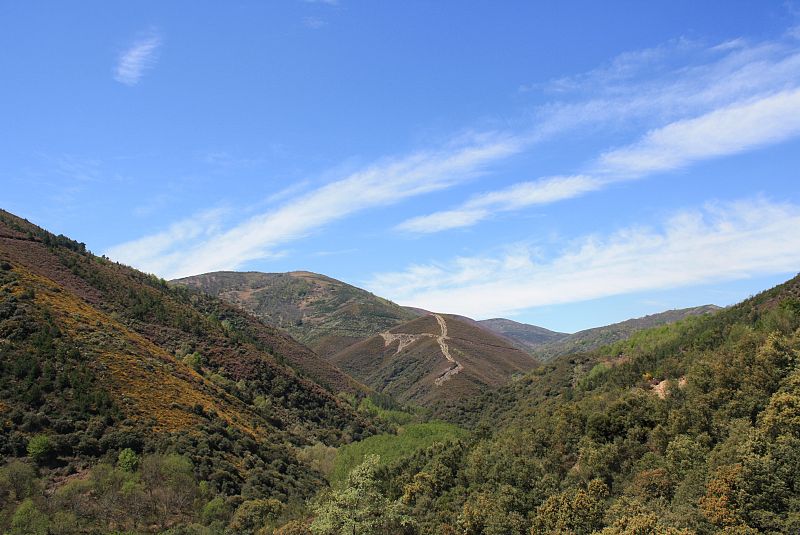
[0,209,377,497]
[173,270,418,358]
[330,313,537,406]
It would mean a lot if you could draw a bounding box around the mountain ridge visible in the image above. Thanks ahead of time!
[473,306,721,360]
[172,270,418,358]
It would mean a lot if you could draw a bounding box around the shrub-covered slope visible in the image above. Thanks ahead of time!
[526,305,721,361]
[172,270,418,358]
[365,273,800,534]
[0,209,378,504]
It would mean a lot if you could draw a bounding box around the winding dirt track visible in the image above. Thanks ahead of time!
[432,314,464,385]
[379,314,463,386]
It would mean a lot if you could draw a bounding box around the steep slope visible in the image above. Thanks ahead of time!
[173,270,418,357]
[330,313,537,407]
[0,209,377,500]
[477,318,568,351]
[478,307,719,360]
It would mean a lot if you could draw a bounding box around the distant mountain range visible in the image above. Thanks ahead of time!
[478,305,721,360]
[475,318,566,350]
[172,271,417,358]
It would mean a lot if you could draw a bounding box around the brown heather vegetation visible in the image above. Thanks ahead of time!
[330,313,537,409]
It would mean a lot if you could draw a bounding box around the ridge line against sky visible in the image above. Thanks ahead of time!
[367,196,800,319]
[5,2,799,331]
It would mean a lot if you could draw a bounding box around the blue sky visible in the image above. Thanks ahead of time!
[3,1,800,332]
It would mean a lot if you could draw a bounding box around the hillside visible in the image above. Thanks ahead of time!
[0,210,378,504]
[330,312,537,407]
[477,317,567,351]
[514,305,721,360]
[368,274,800,534]
[173,270,418,357]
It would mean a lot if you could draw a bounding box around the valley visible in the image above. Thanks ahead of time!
[1,208,798,534]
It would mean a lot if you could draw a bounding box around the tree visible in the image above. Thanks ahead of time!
[459,486,527,535]
[10,499,49,535]
[139,454,199,528]
[26,435,53,465]
[117,448,139,472]
[274,519,312,534]
[0,460,40,502]
[311,455,412,535]
[530,479,608,535]
[227,499,283,535]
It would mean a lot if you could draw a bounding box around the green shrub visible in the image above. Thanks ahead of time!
[26,434,53,464]
[10,498,49,535]
[117,448,139,472]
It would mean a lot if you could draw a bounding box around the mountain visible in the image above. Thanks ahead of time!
[330,312,537,407]
[477,306,720,360]
[172,270,418,357]
[477,318,568,351]
[527,304,721,360]
[374,274,800,533]
[0,209,378,501]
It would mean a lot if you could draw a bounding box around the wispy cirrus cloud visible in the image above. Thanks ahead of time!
[398,89,800,234]
[303,17,328,29]
[397,175,602,233]
[371,197,800,318]
[106,134,521,278]
[115,32,162,86]
[398,46,800,235]
[596,88,800,176]
[107,30,800,277]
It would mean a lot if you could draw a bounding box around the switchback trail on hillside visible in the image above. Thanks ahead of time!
[379,314,463,386]
[433,314,464,385]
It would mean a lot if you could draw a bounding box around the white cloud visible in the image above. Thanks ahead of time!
[108,31,800,275]
[369,198,800,318]
[396,209,490,234]
[106,208,228,275]
[115,33,162,86]
[106,135,521,278]
[597,88,800,176]
[398,86,800,234]
[397,175,601,233]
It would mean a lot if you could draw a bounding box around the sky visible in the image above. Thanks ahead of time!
[3,1,800,332]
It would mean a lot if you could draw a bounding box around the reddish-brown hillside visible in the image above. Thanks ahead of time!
[0,209,377,498]
[330,312,537,406]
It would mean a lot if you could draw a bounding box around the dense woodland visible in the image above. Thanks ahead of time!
[1,210,800,533]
